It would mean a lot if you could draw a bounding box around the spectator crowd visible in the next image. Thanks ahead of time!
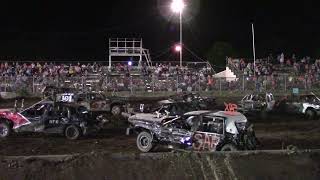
[1,53,320,94]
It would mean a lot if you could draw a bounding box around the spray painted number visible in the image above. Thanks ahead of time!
[61,95,72,102]
[192,132,221,151]
[49,120,59,124]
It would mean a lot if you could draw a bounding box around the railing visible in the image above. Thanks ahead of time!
[1,74,320,97]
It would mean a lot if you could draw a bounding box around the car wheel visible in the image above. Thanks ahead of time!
[65,125,81,140]
[111,105,122,116]
[0,121,11,138]
[220,144,238,151]
[136,131,154,152]
[305,109,315,120]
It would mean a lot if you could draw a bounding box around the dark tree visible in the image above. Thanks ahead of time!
[205,41,236,70]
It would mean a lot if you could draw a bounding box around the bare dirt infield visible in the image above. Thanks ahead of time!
[0,96,320,156]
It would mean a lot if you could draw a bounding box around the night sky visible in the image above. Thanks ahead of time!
[0,0,319,61]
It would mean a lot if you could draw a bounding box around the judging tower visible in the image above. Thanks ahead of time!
[108,38,152,68]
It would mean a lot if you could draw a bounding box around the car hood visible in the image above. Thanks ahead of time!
[0,111,31,129]
[128,113,174,123]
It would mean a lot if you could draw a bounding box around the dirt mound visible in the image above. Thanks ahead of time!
[1,150,320,180]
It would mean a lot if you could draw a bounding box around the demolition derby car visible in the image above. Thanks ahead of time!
[169,92,217,109]
[42,86,76,99]
[238,93,275,114]
[275,92,320,120]
[56,92,127,116]
[137,93,216,114]
[0,100,107,140]
[127,110,258,152]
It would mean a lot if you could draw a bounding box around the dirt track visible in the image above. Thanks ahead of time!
[1,115,320,156]
[2,150,320,180]
[1,97,320,156]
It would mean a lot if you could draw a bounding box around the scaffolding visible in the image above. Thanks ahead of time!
[108,38,152,68]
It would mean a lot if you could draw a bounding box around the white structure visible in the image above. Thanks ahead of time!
[171,0,185,67]
[213,67,238,82]
[108,38,152,68]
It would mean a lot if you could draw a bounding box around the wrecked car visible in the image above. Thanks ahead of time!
[137,100,202,116]
[170,92,217,109]
[127,110,258,152]
[0,100,107,140]
[297,93,320,119]
[136,93,216,114]
[42,86,76,99]
[238,93,275,115]
[275,92,320,120]
[56,92,127,116]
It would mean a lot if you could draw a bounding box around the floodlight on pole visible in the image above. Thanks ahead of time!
[170,0,185,67]
[175,44,182,52]
[170,0,185,13]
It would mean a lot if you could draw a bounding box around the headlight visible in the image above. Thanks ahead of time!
[235,122,247,131]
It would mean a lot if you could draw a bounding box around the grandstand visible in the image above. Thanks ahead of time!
[1,48,320,97]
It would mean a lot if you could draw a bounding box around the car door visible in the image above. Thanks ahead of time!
[192,116,224,151]
[89,93,108,112]
[43,104,62,132]
[77,93,90,110]
[21,103,45,122]
[160,116,191,144]
[19,103,48,132]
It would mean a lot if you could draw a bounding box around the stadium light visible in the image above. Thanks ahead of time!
[175,44,182,52]
[170,0,185,13]
[170,0,185,67]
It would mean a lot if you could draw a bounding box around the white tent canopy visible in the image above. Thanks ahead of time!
[213,67,238,82]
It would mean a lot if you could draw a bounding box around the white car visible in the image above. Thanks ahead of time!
[300,93,320,119]
[238,93,275,113]
[127,110,258,152]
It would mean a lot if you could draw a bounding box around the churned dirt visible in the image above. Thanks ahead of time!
[0,96,320,156]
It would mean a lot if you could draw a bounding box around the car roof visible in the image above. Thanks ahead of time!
[158,100,175,104]
[183,110,213,116]
[208,111,242,117]
[183,110,247,122]
[208,111,247,123]
[244,93,273,96]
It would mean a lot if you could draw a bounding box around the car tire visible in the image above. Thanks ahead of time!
[305,109,315,120]
[65,125,81,140]
[220,144,238,151]
[0,121,11,138]
[111,105,122,116]
[136,131,154,152]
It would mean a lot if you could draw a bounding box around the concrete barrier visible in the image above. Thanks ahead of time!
[0,92,17,100]
[0,150,319,180]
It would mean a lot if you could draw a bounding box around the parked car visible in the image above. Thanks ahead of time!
[127,110,258,152]
[0,100,107,140]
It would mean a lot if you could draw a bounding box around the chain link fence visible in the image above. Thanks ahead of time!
[0,74,319,97]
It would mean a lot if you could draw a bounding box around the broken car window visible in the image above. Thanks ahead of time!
[201,116,224,134]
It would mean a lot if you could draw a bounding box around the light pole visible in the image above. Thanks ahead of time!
[171,0,185,67]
